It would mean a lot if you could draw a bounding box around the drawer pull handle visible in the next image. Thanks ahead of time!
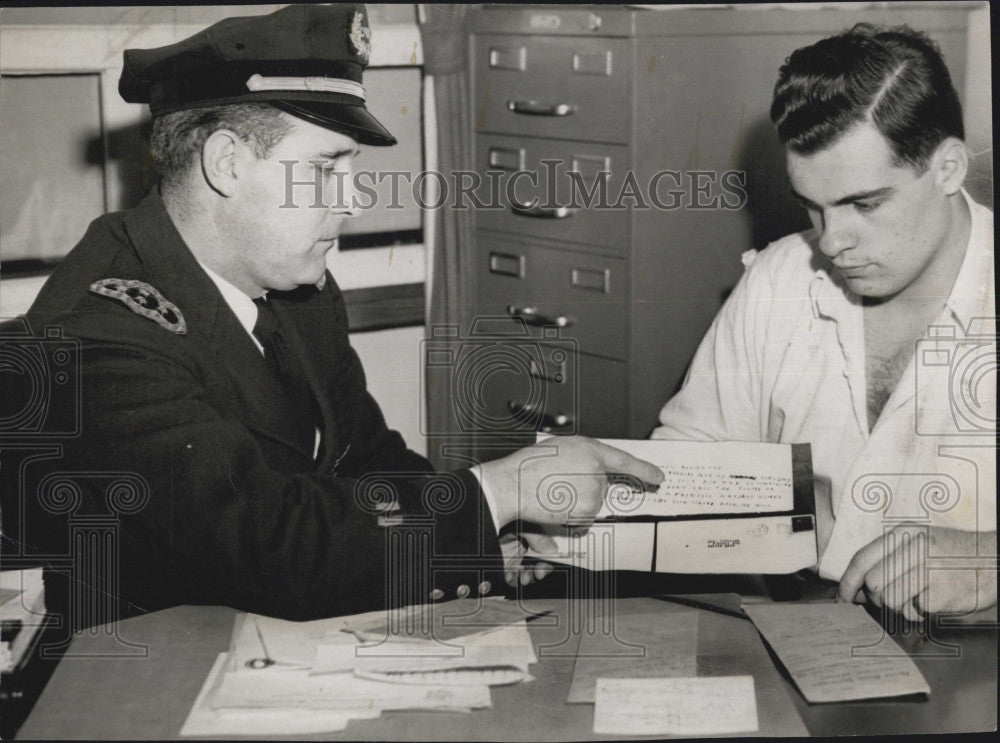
[507,100,576,117]
[507,305,574,328]
[510,201,576,219]
[571,267,611,294]
[507,400,574,431]
[489,251,526,278]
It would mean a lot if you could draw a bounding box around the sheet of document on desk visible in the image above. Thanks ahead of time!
[743,602,931,702]
[342,596,548,642]
[567,608,698,703]
[593,676,759,736]
[312,621,534,677]
[208,663,492,712]
[596,439,795,518]
[180,653,379,737]
[227,612,344,671]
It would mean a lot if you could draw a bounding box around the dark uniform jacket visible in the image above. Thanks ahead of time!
[3,191,502,624]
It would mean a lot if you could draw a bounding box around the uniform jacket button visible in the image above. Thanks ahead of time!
[429,588,445,600]
[456,584,470,598]
[478,580,491,595]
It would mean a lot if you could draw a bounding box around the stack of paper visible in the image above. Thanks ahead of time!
[181,598,542,736]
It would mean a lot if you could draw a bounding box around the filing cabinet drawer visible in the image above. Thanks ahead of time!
[474,234,629,360]
[475,135,631,254]
[473,34,631,143]
[473,346,628,438]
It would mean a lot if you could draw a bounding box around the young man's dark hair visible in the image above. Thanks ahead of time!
[770,23,964,171]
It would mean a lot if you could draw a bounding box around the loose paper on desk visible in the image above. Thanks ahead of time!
[180,653,378,737]
[593,676,759,736]
[312,621,536,684]
[209,661,493,712]
[596,439,795,518]
[342,596,548,642]
[743,602,930,702]
[568,607,698,703]
[227,612,338,671]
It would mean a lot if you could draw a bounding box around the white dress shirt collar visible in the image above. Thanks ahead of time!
[196,261,264,353]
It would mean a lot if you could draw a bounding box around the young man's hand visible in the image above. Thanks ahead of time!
[838,525,997,621]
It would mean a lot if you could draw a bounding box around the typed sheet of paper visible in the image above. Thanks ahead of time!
[596,439,795,518]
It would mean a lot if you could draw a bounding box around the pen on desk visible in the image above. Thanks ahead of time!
[246,616,277,669]
[652,595,752,622]
[524,609,554,624]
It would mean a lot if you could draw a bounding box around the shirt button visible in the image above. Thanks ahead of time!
[456,584,471,598]
[478,581,491,595]
[429,588,445,600]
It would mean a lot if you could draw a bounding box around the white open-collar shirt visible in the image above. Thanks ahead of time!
[654,190,995,580]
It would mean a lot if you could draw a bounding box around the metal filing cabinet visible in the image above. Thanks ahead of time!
[459,4,969,460]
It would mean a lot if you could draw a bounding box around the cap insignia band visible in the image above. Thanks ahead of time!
[89,278,187,335]
[246,74,366,100]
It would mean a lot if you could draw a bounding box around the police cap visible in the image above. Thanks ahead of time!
[118,4,395,146]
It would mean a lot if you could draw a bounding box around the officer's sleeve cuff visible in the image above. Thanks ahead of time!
[470,465,502,536]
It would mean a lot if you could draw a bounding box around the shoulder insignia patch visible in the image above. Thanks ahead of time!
[89,278,187,335]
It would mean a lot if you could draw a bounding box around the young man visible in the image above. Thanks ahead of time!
[2,5,661,626]
[653,24,995,621]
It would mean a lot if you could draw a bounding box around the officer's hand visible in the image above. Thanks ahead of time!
[838,524,997,622]
[499,532,557,586]
[480,436,664,530]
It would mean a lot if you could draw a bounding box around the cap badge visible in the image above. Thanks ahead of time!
[348,11,371,64]
[89,278,187,335]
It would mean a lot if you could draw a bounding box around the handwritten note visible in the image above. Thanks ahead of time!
[743,602,930,702]
[596,439,795,518]
[593,677,759,736]
[568,609,698,703]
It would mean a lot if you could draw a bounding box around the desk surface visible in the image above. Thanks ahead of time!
[15,596,998,740]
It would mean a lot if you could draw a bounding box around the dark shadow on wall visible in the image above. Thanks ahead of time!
[645,116,812,427]
[733,117,812,252]
[85,118,158,210]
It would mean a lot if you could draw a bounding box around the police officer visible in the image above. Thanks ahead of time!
[10,4,661,625]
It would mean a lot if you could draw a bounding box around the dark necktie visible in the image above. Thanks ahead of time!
[252,297,319,455]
